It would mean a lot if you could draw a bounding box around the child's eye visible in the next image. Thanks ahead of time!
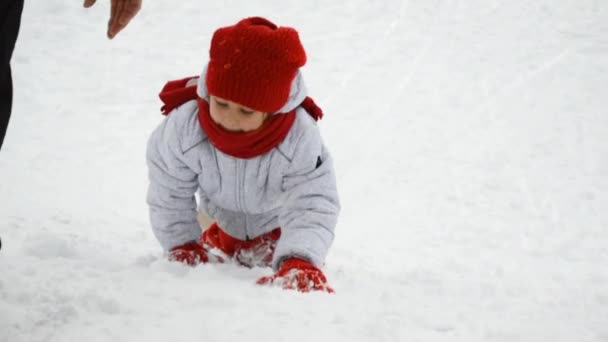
[239,108,254,115]
[215,100,228,107]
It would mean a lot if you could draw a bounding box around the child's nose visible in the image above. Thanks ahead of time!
[228,110,241,123]
[223,110,242,130]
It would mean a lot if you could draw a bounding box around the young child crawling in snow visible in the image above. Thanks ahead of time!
[146,17,340,293]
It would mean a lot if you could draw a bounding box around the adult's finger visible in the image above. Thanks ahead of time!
[111,0,121,25]
[108,0,141,39]
[107,0,123,38]
[83,0,96,8]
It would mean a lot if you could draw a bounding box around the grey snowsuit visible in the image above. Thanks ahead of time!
[146,71,340,270]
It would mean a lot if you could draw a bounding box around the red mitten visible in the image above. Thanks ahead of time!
[168,241,210,266]
[256,258,334,293]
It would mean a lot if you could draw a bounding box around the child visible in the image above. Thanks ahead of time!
[146,17,340,293]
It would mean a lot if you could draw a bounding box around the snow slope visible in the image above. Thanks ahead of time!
[1,1,607,341]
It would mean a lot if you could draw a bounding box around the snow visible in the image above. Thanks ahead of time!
[1,0,607,341]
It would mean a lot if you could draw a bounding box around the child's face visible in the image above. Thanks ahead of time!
[209,95,269,132]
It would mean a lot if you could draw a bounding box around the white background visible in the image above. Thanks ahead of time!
[1,1,607,341]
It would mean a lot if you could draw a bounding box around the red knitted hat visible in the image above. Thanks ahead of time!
[206,17,307,113]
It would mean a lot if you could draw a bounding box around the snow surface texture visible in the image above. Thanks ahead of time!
[1,1,607,341]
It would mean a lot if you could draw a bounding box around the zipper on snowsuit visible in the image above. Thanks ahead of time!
[234,159,250,240]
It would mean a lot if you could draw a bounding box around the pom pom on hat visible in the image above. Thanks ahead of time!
[206,17,307,113]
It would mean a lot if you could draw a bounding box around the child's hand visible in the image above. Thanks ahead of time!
[169,241,211,266]
[256,258,334,293]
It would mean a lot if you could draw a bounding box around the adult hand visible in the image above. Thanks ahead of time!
[83,0,142,39]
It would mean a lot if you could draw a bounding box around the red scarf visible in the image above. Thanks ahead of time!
[197,97,296,158]
[159,76,324,159]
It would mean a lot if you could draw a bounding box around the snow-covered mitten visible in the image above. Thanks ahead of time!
[200,222,280,268]
[168,241,210,266]
[234,235,278,268]
[256,258,334,293]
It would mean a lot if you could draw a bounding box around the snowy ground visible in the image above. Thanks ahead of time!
[1,1,607,341]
